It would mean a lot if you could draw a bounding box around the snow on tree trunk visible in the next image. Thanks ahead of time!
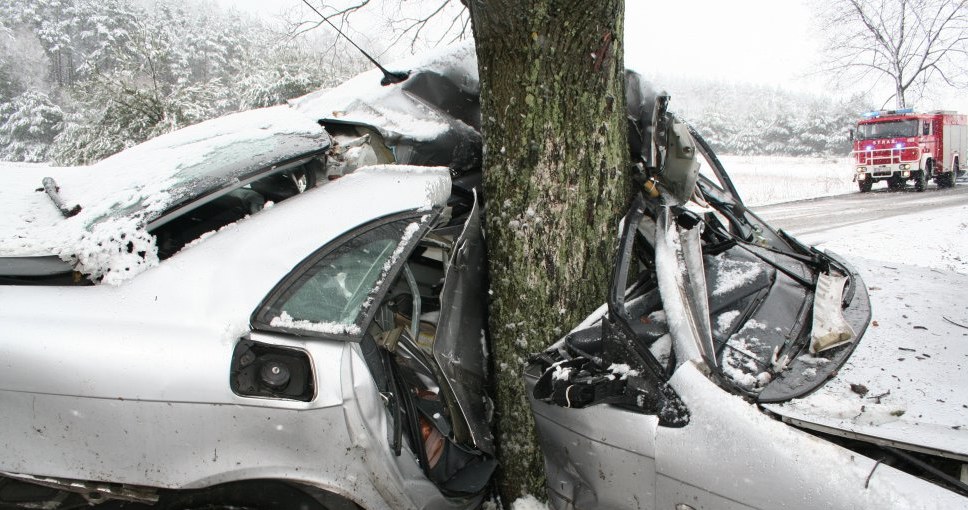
[468,0,630,500]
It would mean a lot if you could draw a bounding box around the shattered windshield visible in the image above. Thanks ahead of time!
[855,119,919,140]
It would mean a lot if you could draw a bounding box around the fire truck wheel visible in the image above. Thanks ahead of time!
[858,179,873,193]
[887,176,904,190]
[915,170,927,192]
[938,172,953,188]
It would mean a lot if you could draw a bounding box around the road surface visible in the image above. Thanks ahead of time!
[751,182,968,236]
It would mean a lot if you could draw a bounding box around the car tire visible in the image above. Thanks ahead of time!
[858,179,872,193]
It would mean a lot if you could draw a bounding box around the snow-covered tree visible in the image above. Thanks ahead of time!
[763,113,796,155]
[0,90,63,161]
[0,0,365,163]
[692,109,738,154]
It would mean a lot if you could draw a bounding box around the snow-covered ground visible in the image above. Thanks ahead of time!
[718,155,856,207]
[799,203,968,275]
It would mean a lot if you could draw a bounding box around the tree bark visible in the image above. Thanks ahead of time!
[467,0,629,500]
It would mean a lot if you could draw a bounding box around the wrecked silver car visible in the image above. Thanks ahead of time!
[1,42,965,510]
[0,47,494,509]
[525,76,968,508]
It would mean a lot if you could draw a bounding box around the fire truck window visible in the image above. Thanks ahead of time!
[923,121,930,136]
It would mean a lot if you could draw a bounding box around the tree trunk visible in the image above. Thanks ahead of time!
[467,0,629,501]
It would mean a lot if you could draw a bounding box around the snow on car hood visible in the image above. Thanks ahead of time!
[0,104,329,283]
[764,259,968,461]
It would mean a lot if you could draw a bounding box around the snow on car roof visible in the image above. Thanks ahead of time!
[290,41,478,142]
[0,104,329,283]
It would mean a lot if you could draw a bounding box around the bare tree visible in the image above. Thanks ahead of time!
[817,0,968,108]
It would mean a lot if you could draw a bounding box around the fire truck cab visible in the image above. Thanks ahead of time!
[852,108,967,192]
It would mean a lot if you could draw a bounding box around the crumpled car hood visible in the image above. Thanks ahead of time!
[764,261,968,461]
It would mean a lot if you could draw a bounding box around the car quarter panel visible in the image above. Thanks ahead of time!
[0,337,423,510]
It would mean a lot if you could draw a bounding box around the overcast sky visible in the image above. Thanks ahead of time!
[215,0,968,112]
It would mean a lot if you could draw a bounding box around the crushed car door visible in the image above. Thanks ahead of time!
[431,196,494,455]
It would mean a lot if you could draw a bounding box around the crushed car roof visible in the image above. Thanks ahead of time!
[291,41,482,175]
[291,42,478,143]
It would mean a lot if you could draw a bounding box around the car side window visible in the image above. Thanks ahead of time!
[254,217,426,337]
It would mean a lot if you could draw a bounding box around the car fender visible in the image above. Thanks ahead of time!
[654,361,965,510]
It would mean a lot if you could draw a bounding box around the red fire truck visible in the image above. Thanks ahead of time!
[851,108,967,192]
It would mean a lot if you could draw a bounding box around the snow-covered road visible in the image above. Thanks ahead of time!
[752,183,968,237]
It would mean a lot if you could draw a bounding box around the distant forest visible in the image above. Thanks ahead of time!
[661,74,873,158]
[0,0,369,164]
[0,0,871,165]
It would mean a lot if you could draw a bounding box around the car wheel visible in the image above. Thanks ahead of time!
[914,169,926,192]
[858,179,872,193]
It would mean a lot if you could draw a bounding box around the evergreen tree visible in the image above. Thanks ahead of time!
[0,90,63,161]
[0,0,364,163]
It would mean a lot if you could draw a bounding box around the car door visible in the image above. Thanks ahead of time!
[429,196,494,455]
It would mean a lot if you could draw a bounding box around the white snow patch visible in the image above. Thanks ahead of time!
[269,311,361,336]
[649,333,673,367]
[506,495,548,510]
[608,363,640,380]
[716,310,740,334]
[717,155,856,206]
[551,363,573,382]
[798,204,968,276]
[710,253,765,297]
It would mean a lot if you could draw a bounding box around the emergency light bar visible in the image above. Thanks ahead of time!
[861,107,916,118]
